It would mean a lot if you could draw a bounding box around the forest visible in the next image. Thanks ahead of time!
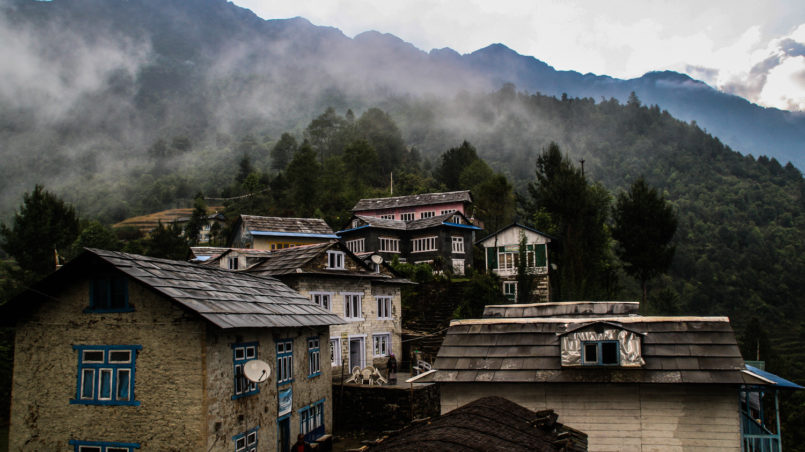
[1,89,805,447]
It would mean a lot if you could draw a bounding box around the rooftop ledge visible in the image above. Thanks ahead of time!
[451,316,731,326]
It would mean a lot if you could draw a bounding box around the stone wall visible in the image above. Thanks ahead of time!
[9,277,206,451]
[332,383,440,434]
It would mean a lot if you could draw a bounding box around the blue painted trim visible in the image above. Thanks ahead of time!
[277,413,291,422]
[276,338,294,386]
[335,225,370,234]
[87,276,130,312]
[442,221,482,230]
[232,342,260,399]
[231,425,260,441]
[83,307,135,313]
[581,340,620,366]
[69,439,141,450]
[71,345,141,406]
[248,231,339,239]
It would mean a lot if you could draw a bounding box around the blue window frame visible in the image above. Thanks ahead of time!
[299,399,325,442]
[69,440,140,452]
[581,340,620,366]
[232,342,259,399]
[276,339,293,386]
[87,275,131,313]
[232,426,259,452]
[308,337,321,378]
[71,345,141,406]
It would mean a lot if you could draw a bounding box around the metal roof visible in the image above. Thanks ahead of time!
[744,365,804,389]
[351,190,472,212]
[87,249,343,329]
[484,301,641,318]
[422,315,752,385]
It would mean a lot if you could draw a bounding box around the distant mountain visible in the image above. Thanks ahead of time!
[1,0,804,217]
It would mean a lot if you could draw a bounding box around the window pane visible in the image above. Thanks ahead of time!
[247,431,257,445]
[111,278,127,308]
[99,369,112,399]
[117,369,131,400]
[245,346,256,359]
[93,278,110,308]
[83,350,104,362]
[108,447,129,452]
[602,342,618,364]
[81,369,94,399]
[78,447,102,452]
[584,343,598,363]
[235,347,245,359]
[109,350,131,363]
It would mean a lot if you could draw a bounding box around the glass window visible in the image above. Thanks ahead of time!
[232,342,259,399]
[88,276,130,312]
[327,251,345,269]
[308,337,321,377]
[344,294,362,319]
[376,296,392,319]
[372,334,391,357]
[277,339,294,385]
[72,345,140,406]
[311,293,331,310]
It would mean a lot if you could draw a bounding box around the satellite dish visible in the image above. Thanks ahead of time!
[244,359,271,383]
[370,254,384,265]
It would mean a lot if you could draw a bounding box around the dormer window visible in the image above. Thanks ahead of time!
[582,341,620,366]
[327,251,345,270]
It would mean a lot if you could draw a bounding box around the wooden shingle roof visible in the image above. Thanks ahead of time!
[240,215,336,236]
[368,396,587,452]
[345,211,480,232]
[427,316,751,385]
[351,190,472,212]
[484,301,640,318]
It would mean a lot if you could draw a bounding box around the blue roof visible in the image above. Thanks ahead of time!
[745,364,804,389]
[249,231,339,239]
[335,224,370,235]
[442,221,482,230]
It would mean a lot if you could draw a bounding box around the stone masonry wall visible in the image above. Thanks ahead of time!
[9,277,206,451]
[204,326,332,452]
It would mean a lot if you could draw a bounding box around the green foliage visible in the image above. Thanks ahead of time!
[270,133,297,171]
[515,232,535,304]
[184,196,209,247]
[612,177,678,303]
[0,185,80,283]
[522,143,613,300]
[141,221,189,260]
[72,221,122,255]
[453,272,507,319]
[286,142,322,217]
[436,141,479,190]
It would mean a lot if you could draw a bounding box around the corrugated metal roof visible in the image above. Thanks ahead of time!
[87,248,343,329]
[351,190,472,212]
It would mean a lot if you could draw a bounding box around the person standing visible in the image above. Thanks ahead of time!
[388,353,398,384]
[291,434,311,452]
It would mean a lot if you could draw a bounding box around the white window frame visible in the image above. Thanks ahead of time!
[329,338,341,367]
[412,236,437,253]
[451,236,464,254]
[420,211,435,219]
[376,296,392,319]
[346,238,365,254]
[310,292,332,311]
[379,237,400,253]
[344,293,363,320]
[380,214,395,220]
[276,339,293,385]
[327,250,345,270]
[503,281,518,299]
[228,256,239,270]
[400,212,414,221]
[372,333,391,357]
[307,337,321,377]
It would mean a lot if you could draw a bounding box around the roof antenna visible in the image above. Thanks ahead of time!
[390,172,393,196]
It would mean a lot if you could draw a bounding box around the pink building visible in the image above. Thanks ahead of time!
[350,190,473,222]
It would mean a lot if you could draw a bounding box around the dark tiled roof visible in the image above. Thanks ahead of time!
[427,316,750,385]
[351,190,472,212]
[86,249,343,329]
[347,212,478,232]
[484,301,640,318]
[240,215,335,235]
[369,396,587,452]
[246,242,335,275]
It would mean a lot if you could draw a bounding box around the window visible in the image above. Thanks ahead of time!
[420,211,435,219]
[451,236,464,254]
[327,251,345,269]
[498,250,518,271]
[503,281,517,301]
[380,214,395,220]
[299,399,325,442]
[376,296,392,319]
[400,212,414,221]
[372,333,391,357]
[311,292,331,310]
[71,345,140,406]
[379,237,400,253]
[232,342,258,399]
[233,426,258,452]
[228,257,239,270]
[412,236,437,252]
[582,341,620,366]
[88,276,130,312]
[440,209,455,215]
[69,440,140,452]
[276,339,293,385]
[344,293,362,319]
[308,337,321,377]
[351,219,360,228]
[329,338,341,367]
[346,239,365,254]
[451,214,462,224]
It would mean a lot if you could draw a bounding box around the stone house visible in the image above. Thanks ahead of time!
[4,248,343,451]
[205,241,413,376]
[351,190,474,221]
[414,301,801,451]
[476,222,553,302]
[229,215,339,250]
[337,211,481,276]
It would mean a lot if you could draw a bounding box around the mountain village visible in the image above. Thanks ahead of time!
[2,189,801,451]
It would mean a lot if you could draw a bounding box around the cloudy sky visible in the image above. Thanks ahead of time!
[233,0,805,112]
